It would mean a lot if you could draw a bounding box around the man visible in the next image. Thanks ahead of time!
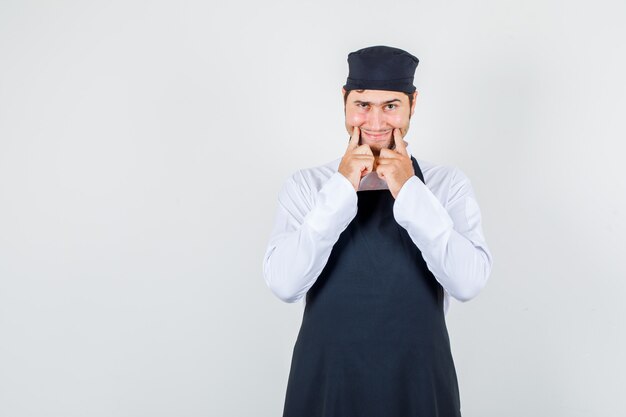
[262,45,493,417]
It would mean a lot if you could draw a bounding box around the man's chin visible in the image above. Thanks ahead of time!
[366,141,392,156]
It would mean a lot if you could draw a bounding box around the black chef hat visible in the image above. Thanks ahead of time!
[343,45,419,93]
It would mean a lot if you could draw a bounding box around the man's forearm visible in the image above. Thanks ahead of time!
[263,172,357,303]
[393,174,493,302]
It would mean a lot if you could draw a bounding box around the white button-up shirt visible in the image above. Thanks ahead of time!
[262,144,493,315]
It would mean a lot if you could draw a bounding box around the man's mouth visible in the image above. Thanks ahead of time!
[362,130,391,140]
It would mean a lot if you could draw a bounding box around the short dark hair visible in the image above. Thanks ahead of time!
[343,89,414,110]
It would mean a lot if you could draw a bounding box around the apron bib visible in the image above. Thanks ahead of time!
[282,157,462,417]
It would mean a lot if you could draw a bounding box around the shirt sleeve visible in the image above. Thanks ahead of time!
[392,169,493,302]
[262,171,358,303]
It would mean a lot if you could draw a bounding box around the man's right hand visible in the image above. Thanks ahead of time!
[338,126,375,192]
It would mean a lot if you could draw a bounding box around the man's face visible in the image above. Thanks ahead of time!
[343,88,417,156]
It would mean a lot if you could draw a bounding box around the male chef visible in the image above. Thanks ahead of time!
[263,45,493,417]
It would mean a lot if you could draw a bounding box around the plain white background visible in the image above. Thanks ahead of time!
[1,1,625,416]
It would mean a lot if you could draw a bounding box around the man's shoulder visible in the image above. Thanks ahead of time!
[414,157,476,207]
[414,157,462,184]
[287,157,342,190]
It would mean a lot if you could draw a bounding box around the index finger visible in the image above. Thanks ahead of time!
[347,126,360,152]
[392,128,408,156]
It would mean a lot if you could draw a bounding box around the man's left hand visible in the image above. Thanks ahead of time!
[375,128,414,199]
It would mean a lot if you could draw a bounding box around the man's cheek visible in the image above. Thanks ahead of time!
[388,115,405,127]
[349,113,365,126]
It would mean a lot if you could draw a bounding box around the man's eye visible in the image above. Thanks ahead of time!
[357,103,369,108]
[385,104,397,110]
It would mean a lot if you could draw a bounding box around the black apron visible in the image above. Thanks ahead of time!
[282,157,462,417]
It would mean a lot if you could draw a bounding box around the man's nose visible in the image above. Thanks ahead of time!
[367,107,384,130]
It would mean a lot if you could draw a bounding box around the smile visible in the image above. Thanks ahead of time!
[362,130,391,140]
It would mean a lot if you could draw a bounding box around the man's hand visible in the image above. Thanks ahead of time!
[338,126,375,192]
[375,128,414,199]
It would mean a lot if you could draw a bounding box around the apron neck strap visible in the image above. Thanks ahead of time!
[411,156,425,184]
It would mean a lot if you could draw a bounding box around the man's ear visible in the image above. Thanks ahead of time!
[410,91,418,116]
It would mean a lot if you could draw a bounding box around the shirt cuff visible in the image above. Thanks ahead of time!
[393,175,454,247]
[304,171,358,238]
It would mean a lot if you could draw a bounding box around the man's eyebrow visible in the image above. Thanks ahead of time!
[352,98,402,106]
